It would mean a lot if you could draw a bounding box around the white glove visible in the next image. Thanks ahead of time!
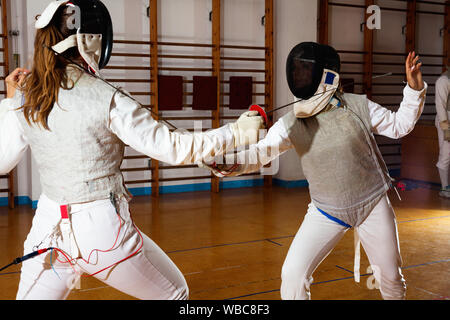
[197,161,241,178]
[229,111,265,148]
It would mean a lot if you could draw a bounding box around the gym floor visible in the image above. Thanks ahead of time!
[0,184,448,300]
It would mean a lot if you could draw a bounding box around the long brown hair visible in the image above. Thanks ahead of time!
[20,7,80,130]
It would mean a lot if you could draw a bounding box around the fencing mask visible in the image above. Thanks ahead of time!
[286,42,341,118]
[35,0,113,74]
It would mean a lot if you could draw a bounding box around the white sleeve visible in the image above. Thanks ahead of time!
[108,91,236,165]
[232,117,294,175]
[0,98,29,174]
[369,82,427,139]
[435,76,449,123]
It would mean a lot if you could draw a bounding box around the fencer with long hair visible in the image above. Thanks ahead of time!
[0,0,264,300]
[204,42,427,300]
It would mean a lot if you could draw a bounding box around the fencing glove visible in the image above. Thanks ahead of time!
[229,111,265,148]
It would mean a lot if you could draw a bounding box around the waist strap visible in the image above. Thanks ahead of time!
[317,207,352,228]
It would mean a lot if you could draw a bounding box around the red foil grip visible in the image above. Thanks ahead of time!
[249,104,268,125]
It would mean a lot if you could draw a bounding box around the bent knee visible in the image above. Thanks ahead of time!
[172,283,189,300]
[168,275,189,300]
[375,268,406,300]
[380,278,406,300]
[281,265,313,300]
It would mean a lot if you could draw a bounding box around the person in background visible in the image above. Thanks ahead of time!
[434,65,450,198]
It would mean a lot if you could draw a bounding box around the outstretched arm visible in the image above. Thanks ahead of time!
[109,91,264,165]
[203,117,294,177]
[369,52,427,139]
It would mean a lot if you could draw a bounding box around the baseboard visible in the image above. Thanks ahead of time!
[128,178,265,196]
[0,178,265,208]
[273,178,309,188]
[0,169,416,208]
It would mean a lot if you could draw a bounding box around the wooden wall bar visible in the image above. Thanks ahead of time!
[444,1,449,70]
[211,0,221,193]
[1,0,13,208]
[318,0,329,45]
[264,0,274,187]
[363,0,374,100]
[405,0,417,55]
[149,0,160,197]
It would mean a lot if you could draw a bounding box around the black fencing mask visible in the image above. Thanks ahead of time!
[286,42,340,100]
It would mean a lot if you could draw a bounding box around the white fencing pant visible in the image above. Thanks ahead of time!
[16,194,189,300]
[281,195,406,300]
[436,118,450,188]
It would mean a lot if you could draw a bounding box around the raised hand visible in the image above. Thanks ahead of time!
[405,52,424,91]
[5,68,30,99]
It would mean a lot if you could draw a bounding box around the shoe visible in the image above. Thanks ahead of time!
[439,188,450,198]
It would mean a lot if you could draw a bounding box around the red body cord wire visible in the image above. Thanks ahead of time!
[52,210,144,278]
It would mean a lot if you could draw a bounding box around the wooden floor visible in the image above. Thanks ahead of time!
[0,184,448,300]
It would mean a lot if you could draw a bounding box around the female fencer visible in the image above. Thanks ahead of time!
[0,0,264,300]
[204,42,426,300]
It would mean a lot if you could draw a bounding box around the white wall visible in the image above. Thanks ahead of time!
[3,0,318,203]
[273,0,318,182]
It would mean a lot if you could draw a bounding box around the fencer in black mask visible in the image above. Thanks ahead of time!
[203,42,427,300]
